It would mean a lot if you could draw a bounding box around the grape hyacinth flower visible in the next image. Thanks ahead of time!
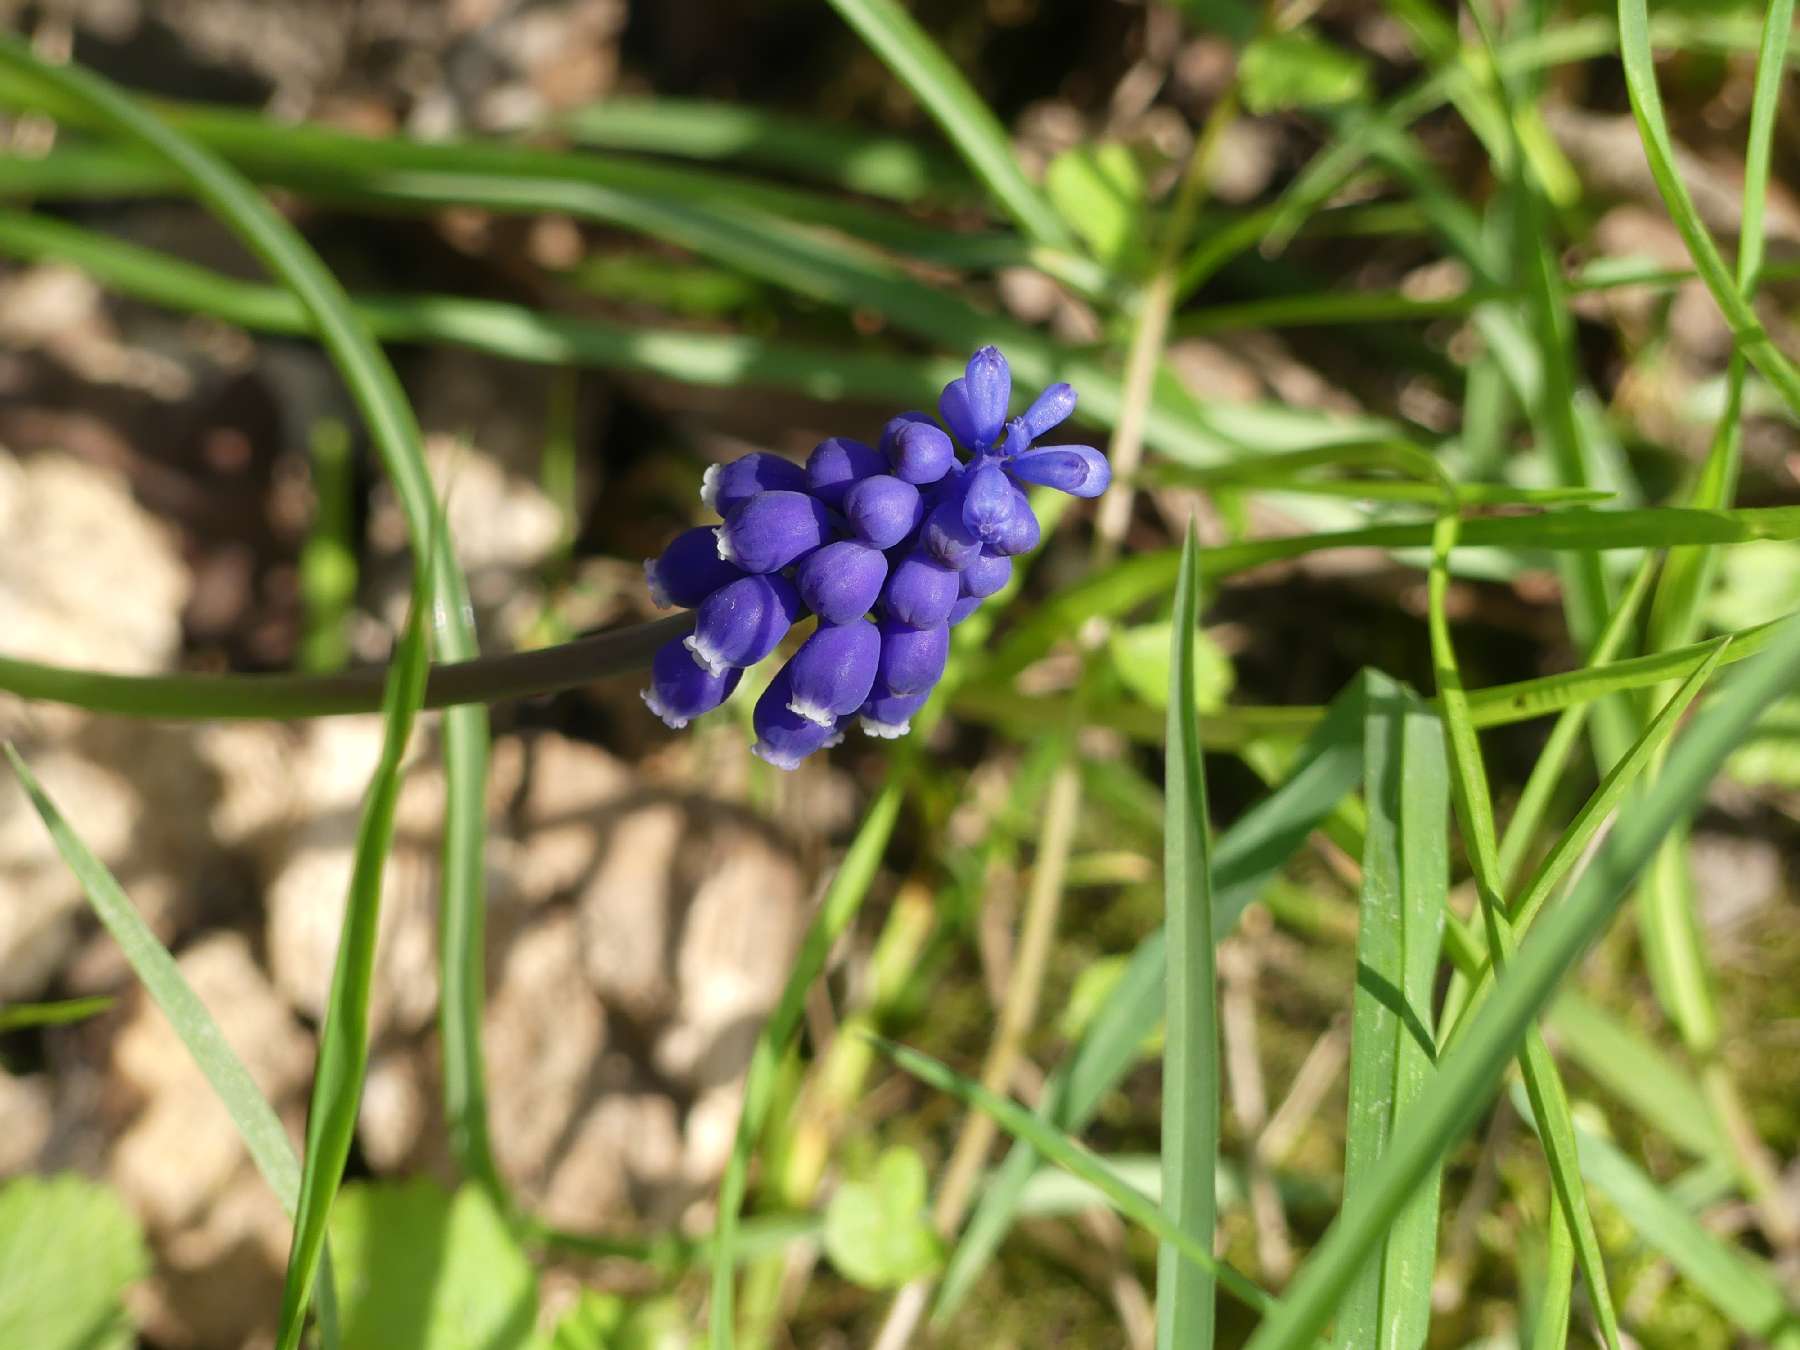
[640,345,1111,766]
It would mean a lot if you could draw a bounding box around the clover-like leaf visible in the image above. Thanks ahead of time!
[822,1146,944,1289]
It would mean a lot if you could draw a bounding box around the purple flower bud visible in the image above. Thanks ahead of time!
[717,490,833,573]
[985,494,1041,557]
[796,540,888,625]
[961,463,1017,545]
[876,619,949,697]
[684,573,805,676]
[921,497,982,570]
[784,620,880,726]
[959,549,1012,599]
[701,452,808,517]
[1010,382,1077,451]
[1008,445,1112,498]
[645,526,746,609]
[642,638,742,729]
[859,686,931,739]
[885,418,957,486]
[805,436,886,509]
[842,474,924,550]
[753,666,845,769]
[948,594,984,626]
[881,551,960,628]
[938,345,1011,452]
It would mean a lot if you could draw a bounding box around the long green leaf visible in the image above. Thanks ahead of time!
[821,0,1073,251]
[1159,526,1219,1348]
[0,40,502,1205]
[871,1036,1275,1318]
[1615,0,1800,418]
[1333,674,1446,1349]
[710,786,902,1349]
[3,746,340,1344]
[275,547,436,1350]
[936,681,1367,1323]
[1512,1087,1800,1349]
[1428,515,1622,1350]
[1242,607,1800,1349]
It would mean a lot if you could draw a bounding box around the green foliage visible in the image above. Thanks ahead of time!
[0,1175,147,1350]
[1109,617,1233,712]
[1045,143,1150,275]
[822,1147,944,1288]
[1240,30,1373,115]
[330,1180,538,1350]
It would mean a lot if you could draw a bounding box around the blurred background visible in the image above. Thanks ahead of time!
[0,0,1797,1346]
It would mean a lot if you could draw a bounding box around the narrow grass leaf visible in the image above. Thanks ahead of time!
[1428,516,1622,1350]
[1512,1087,1800,1349]
[275,554,436,1350]
[0,995,113,1032]
[1615,0,1800,418]
[821,0,1073,250]
[1241,606,1800,1350]
[1159,525,1218,1349]
[1333,673,1446,1349]
[936,681,1366,1323]
[710,786,902,1349]
[870,1035,1274,1318]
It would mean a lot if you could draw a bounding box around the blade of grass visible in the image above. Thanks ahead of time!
[3,745,340,1345]
[1160,525,1219,1349]
[710,785,902,1349]
[0,41,503,1207]
[820,0,1073,251]
[1244,604,1800,1349]
[1530,1201,1574,1350]
[558,96,974,204]
[935,680,1368,1324]
[1428,514,1622,1350]
[869,1035,1275,1318]
[1441,638,1728,1045]
[0,995,113,1032]
[1547,991,1727,1163]
[1333,673,1447,1349]
[274,544,435,1350]
[1615,0,1800,419]
[1511,1086,1800,1349]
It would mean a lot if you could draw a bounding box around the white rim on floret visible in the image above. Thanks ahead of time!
[859,715,910,739]
[682,633,733,678]
[786,694,839,728]
[639,687,689,730]
[752,739,807,770]
[643,559,673,609]
[714,525,741,566]
[700,463,722,513]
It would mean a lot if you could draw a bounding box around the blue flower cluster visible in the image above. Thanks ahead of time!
[642,346,1110,768]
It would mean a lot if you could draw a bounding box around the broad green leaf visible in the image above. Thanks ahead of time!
[330,1180,538,1350]
[1046,143,1150,274]
[1110,619,1234,712]
[822,1147,944,1289]
[0,1174,146,1350]
[1240,30,1373,114]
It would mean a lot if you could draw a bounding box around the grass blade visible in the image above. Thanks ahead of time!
[870,1035,1275,1318]
[710,786,902,1349]
[1512,1086,1800,1349]
[821,0,1073,251]
[1241,597,1800,1349]
[3,746,340,1344]
[1159,525,1219,1348]
[0,41,502,1204]
[1428,516,1622,1350]
[559,96,972,204]
[274,548,436,1350]
[1333,673,1446,1349]
[1615,0,1800,418]
[935,681,1367,1324]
